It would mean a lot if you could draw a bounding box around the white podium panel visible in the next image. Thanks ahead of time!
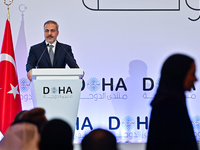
[32,68,83,80]
[31,68,83,132]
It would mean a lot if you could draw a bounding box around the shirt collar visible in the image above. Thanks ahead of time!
[45,40,57,47]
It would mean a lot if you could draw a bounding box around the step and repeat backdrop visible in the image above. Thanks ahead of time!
[0,0,200,143]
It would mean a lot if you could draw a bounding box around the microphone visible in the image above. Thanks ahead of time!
[60,44,79,68]
[36,44,48,68]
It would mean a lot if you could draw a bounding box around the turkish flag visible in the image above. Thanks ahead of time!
[0,20,22,134]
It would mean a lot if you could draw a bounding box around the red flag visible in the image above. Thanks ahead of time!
[0,20,22,134]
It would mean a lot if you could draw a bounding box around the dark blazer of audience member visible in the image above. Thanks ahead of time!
[81,128,118,150]
[40,119,73,150]
[146,54,198,150]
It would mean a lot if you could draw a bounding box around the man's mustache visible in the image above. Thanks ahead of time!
[47,35,53,38]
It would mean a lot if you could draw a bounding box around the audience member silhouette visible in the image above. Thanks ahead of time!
[146,54,198,150]
[81,128,118,150]
[40,119,73,150]
[19,108,48,133]
[13,110,27,122]
[0,120,40,150]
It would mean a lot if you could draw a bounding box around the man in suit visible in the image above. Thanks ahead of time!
[26,20,79,81]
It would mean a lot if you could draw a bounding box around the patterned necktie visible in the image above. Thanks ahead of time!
[49,45,54,66]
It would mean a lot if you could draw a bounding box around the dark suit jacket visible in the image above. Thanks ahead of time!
[26,41,78,72]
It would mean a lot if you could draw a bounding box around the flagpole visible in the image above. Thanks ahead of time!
[4,0,13,21]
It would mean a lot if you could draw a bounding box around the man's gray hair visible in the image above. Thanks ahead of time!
[44,20,59,30]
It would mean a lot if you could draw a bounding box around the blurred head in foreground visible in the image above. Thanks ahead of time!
[81,128,117,150]
[40,119,73,150]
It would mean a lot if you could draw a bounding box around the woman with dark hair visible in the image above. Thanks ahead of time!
[146,54,198,150]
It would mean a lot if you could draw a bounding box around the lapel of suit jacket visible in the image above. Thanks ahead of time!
[53,41,63,67]
[42,41,52,66]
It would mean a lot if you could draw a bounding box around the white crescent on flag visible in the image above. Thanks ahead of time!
[0,53,16,70]
[0,53,19,99]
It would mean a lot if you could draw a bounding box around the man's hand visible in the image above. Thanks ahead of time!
[27,70,32,81]
[81,71,85,79]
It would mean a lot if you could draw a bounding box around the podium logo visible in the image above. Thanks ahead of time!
[43,86,73,94]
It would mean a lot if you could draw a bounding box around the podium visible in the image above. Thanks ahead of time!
[31,68,83,132]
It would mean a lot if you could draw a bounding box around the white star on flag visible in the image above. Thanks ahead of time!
[7,84,19,99]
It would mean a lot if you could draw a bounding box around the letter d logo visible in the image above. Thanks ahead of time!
[43,87,50,94]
